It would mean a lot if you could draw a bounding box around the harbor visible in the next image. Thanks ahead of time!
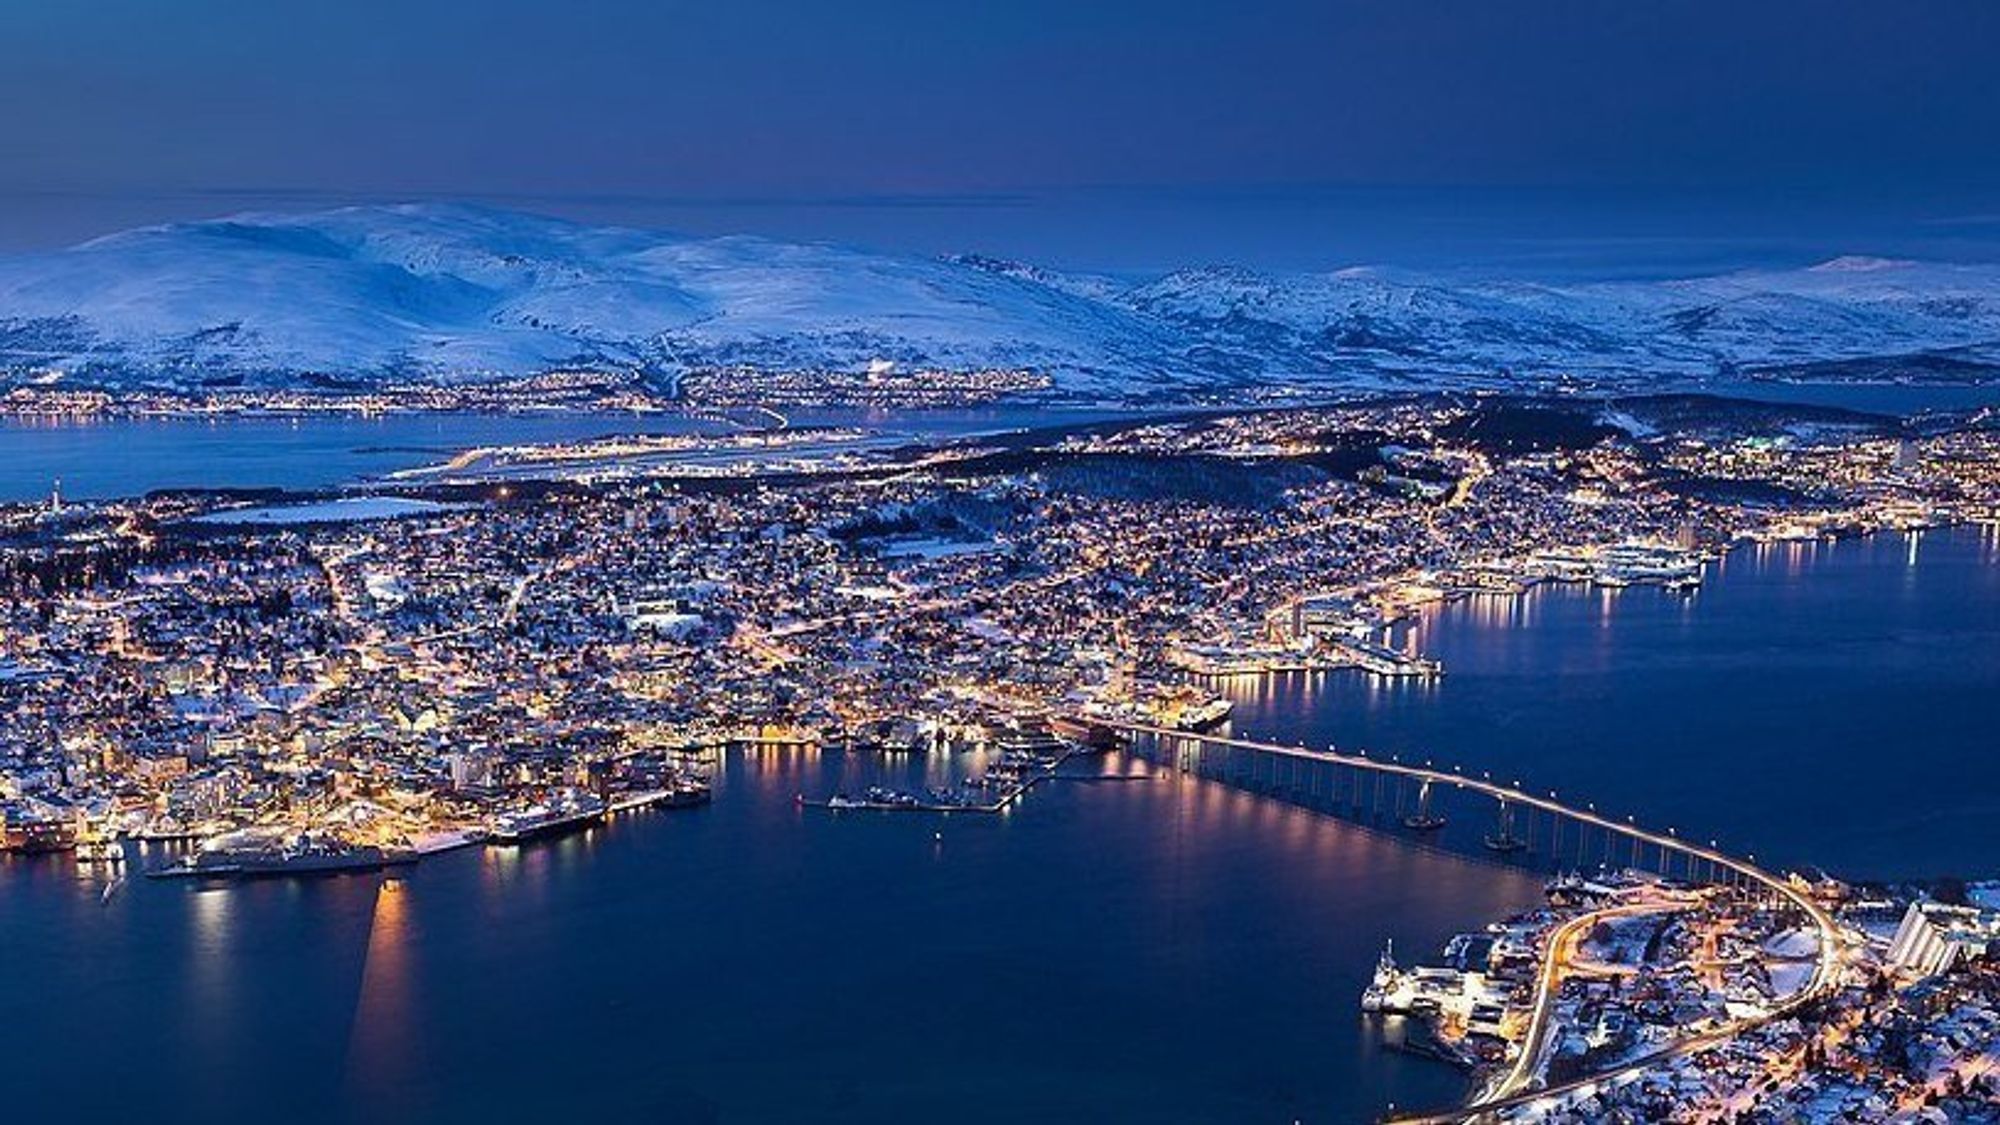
[798,728,1080,813]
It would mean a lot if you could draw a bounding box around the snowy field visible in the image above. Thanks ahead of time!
[193,496,469,525]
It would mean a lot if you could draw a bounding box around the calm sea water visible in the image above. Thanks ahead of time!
[0,413,714,502]
[0,750,1538,1125]
[8,383,1995,505]
[1225,526,2000,882]
[0,407,1142,503]
[1698,379,2000,415]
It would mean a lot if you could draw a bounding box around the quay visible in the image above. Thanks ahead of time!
[797,748,1078,815]
[607,786,711,814]
[797,793,1005,814]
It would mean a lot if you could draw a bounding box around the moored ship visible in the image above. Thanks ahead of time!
[1360,940,1402,1013]
[488,790,608,844]
[1048,714,1125,750]
[150,830,408,880]
[660,780,712,808]
[1174,696,1236,732]
[75,835,125,864]
[609,779,712,813]
[4,819,79,855]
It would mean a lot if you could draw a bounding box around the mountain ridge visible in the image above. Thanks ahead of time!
[3,202,1999,401]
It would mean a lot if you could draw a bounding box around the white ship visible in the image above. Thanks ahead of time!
[1360,939,1401,1013]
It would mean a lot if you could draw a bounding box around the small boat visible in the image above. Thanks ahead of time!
[1360,940,1400,1013]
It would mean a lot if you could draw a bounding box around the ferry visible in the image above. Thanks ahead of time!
[150,831,410,880]
[3,819,78,854]
[1360,940,1401,1013]
[488,791,608,844]
[1048,715,1123,750]
[609,780,712,814]
[1174,697,1235,732]
[660,781,711,808]
[75,836,125,864]
[1545,870,1618,904]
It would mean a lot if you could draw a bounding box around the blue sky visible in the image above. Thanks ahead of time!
[4,0,1998,272]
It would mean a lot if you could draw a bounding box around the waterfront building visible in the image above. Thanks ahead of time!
[1886,901,2000,978]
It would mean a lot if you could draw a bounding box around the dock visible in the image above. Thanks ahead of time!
[797,749,1077,815]
[608,786,712,814]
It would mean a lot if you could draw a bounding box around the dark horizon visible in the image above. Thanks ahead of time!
[7,183,2000,281]
[5,1,1998,275]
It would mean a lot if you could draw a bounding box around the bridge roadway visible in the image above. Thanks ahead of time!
[1102,721,1845,1124]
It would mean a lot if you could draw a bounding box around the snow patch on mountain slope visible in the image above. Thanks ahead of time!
[3,203,2000,398]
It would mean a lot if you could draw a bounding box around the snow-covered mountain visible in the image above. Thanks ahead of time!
[2,203,1998,400]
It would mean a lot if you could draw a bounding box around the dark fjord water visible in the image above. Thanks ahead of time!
[6,381,1998,504]
[0,749,1538,1125]
[0,412,718,501]
[1225,526,2000,882]
[0,407,1138,503]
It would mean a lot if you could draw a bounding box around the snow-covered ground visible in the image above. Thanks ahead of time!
[1765,960,1816,999]
[193,496,466,525]
[4,203,2000,398]
[876,536,1003,559]
[1761,928,1821,960]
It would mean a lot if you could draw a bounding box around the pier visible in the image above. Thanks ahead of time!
[798,748,1078,815]
[1102,721,1845,1124]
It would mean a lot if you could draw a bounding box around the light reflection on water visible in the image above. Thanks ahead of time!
[187,885,235,1066]
[1228,527,2000,880]
[346,882,413,1099]
[60,742,1549,1125]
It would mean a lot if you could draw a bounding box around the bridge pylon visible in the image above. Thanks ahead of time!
[1401,777,1446,831]
[1482,796,1527,853]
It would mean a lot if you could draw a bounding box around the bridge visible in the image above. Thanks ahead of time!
[1103,721,1846,1124]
